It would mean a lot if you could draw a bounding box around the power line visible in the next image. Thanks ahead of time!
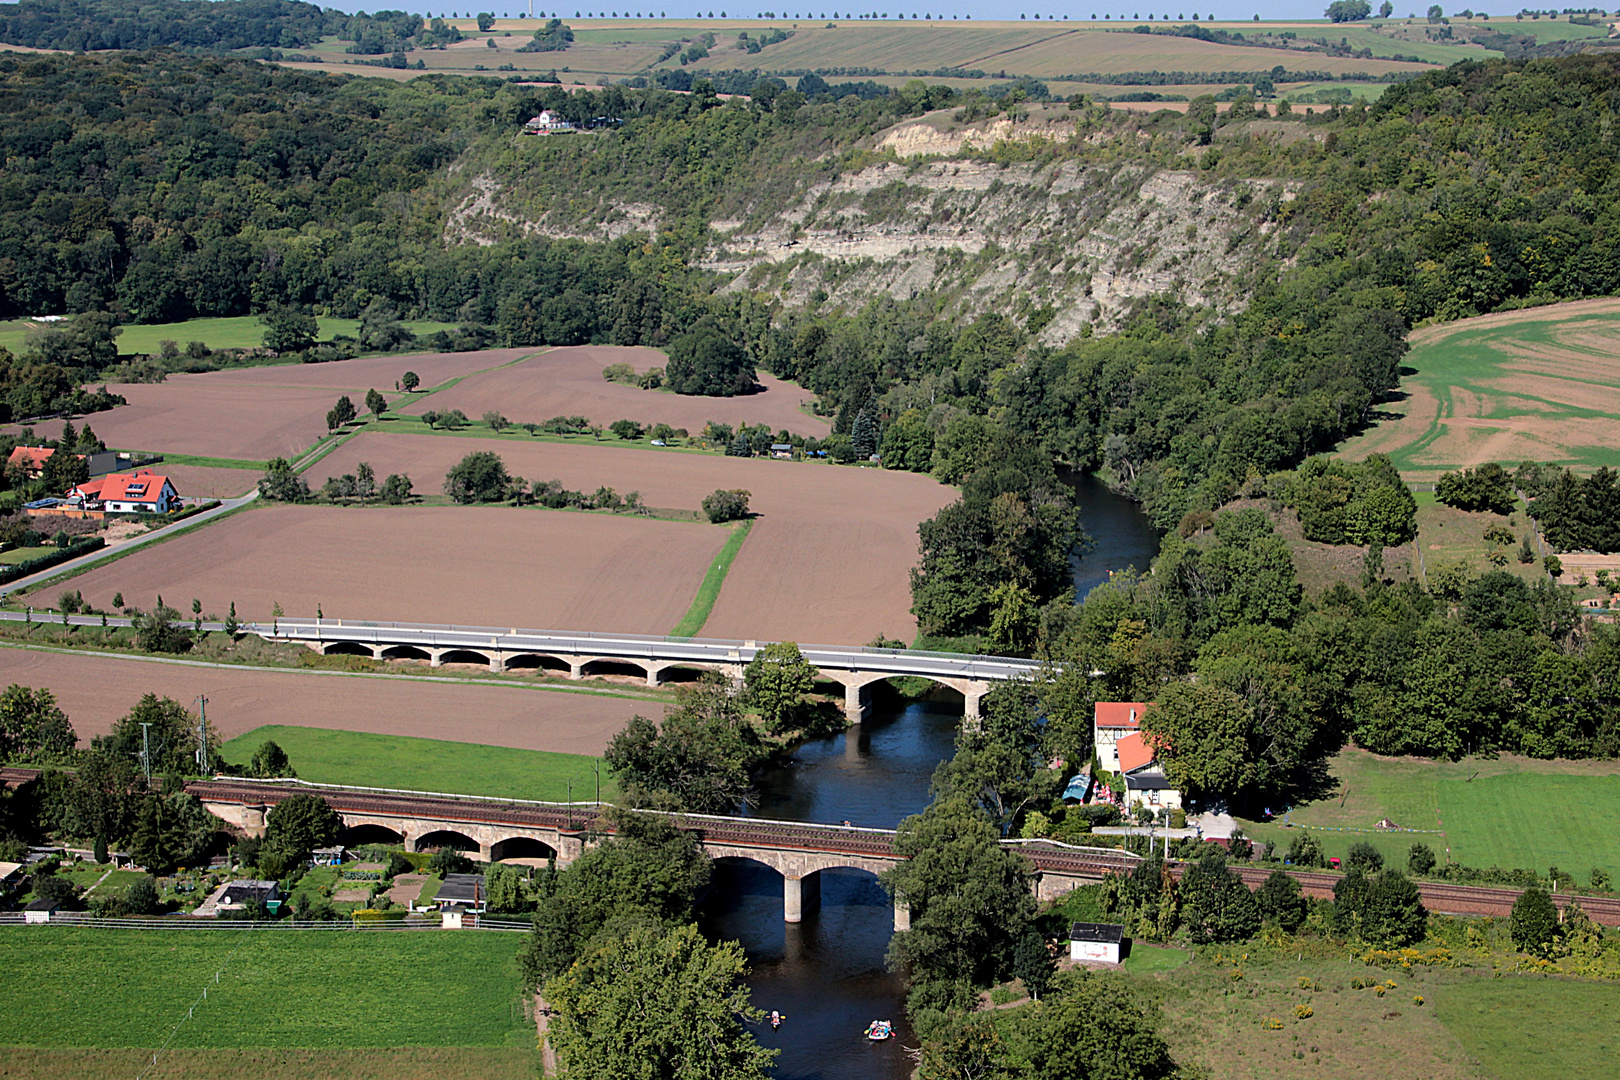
[134,923,259,1080]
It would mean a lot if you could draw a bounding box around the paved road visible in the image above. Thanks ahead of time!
[0,492,258,599]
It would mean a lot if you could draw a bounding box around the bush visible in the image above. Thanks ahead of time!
[385,850,413,878]
[443,451,512,503]
[429,847,474,875]
[702,488,751,523]
[1256,869,1307,932]
[1509,887,1559,955]
[1408,843,1436,875]
[124,875,160,915]
[609,419,644,439]
[1346,841,1384,871]
[1285,831,1326,868]
[1435,463,1515,514]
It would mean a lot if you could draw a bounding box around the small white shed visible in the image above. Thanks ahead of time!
[1069,922,1125,965]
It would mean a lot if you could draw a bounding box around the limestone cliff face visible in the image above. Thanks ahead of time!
[442,110,1298,343]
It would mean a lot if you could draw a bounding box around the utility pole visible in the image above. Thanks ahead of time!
[195,695,210,774]
[593,760,600,805]
[139,722,153,787]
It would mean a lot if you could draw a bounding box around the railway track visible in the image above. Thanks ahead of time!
[11,769,1619,925]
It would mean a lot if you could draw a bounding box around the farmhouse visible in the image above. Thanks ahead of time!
[68,470,180,514]
[1094,701,1150,772]
[1069,922,1124,965]
[1115,731,1182,814]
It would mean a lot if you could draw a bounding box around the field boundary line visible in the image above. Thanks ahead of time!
[0,639,670,702]
[670,517,755,637]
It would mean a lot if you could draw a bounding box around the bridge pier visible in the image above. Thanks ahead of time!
[962,685,986,728]
[893,899,911,933]
[567,660,585,679]
[843,681,869,725]
[783,873,820,923]
[428,649,444,668]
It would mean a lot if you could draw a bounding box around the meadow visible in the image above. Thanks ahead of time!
[1236,746,1620,881]
[219,724,617,802]
[1146,949,1620,1080]
[0,315,457,357]
[1338,298,1620,481]
[0,927,533,1050]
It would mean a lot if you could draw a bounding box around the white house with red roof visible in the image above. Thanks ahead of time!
[1095,701,1182,813]
[1094,701,1149,772]
[69,470,179,514]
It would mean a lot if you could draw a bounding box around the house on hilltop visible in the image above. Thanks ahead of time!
[8,446,59,478]
[522,109,575,135]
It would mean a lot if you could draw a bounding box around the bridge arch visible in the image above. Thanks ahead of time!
[438,649,491,667]
[380,644,432,661]
[489,835,557,863]
[579,658,649,681]
[415,829,480,854]
[324,641,375,657]
[504,653,571,675]
[338,821,404,847]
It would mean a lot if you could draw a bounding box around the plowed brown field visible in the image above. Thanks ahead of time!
[159,465,259,499]
[57,503,728,635]
[45,349,534,461]
[0,647,641,754]
[312,433,956,642]
[401,345,829,437]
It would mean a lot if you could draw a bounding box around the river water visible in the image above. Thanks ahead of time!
[699,475,1160,1080]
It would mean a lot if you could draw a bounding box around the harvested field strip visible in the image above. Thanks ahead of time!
[218,724,619,802]
[671,518,754,637]
[1337,298,1620,478]
[47,503,730,636]
[155,454,266,470]
[0,646,650,754]
[0,928,528,1048]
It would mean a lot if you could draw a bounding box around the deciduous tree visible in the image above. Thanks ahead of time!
[743,641,815,734]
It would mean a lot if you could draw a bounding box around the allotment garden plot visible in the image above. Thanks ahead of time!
[312,433,957,643]
[1338,297,1620,480]
[0,647,646,756]
[401,345,829,437]
[56,503,728,636]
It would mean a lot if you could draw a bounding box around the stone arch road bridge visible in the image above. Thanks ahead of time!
[190,778,1140,928]
[259,619,1044,721]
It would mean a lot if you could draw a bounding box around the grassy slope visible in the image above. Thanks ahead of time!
[218,724,620,803]
[0,928,530,1048]
[0,1047,539,1080]
[1237,746,1620,879]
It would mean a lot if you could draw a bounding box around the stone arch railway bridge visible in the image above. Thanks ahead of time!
[259,619,1044,721]
[190,778,1141,928]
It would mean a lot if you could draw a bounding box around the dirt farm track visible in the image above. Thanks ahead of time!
[310,432,958,642]
[52,503,730,636]
[0,647,642,755]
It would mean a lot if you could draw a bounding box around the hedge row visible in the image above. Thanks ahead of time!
[0,537,105,584]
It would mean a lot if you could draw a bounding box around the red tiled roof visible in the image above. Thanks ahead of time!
[70,477,109,499]
[1115,732,1156,774]
[1094,701,1150,730]
[98,471,174,504]
[8,446,54,470]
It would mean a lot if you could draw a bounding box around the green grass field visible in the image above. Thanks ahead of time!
[219,725,618,803]
[0,546,56,566]
[1238,747,1620,880]
[0,928,530,1049]
[1338,299,1620,480]
[1434,976,1620,1080]
[0,316,458,358]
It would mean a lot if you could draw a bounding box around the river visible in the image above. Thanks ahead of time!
[699,475,1160,1080]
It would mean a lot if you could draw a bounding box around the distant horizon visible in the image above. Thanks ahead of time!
[307,4,1576,26]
